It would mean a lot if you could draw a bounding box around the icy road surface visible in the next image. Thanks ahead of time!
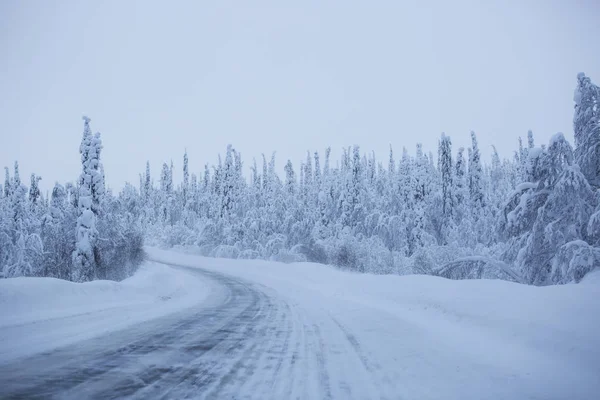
[1,248,599,399]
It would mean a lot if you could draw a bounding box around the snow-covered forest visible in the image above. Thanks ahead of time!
[1,73,599,285]
[0,118,144,281]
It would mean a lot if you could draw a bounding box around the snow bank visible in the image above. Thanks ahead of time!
[0,262,210,363]
[147,249,600,347]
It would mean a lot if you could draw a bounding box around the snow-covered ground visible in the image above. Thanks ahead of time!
[148,247,600,400]
[0,262,210,363]
[1,248,599,399]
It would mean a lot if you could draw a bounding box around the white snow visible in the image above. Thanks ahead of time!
[528,146,544,159]
[581,268,600,284]
[514,181,538,192]
[549,132,566,146]
[2,248,600,399]
[147,247,600,400]
[0,261,210,363]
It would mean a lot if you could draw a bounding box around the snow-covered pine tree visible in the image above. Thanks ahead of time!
[527,130,535,149]
[159,162,170,221]
[139,173,144,200]
[262,154,268,191]
[314,151,321,187]
[203,163,210,189]
[488,145,511,225]
[89,132,105,215]
[13,161,20,187]
[468,131,484,208]
[4,161,34,277]
[304,151,313,188]
[324,147,331,178]
[72,116,99,282]
[29,173,41,205]
[284,160,296,194]
[439,133,453,218]
[490,146,502,189]
[41,183,75,279]
[183,150,189,206]
[144,161,151,203]
[4,167,11,198]
[501,133,597,284]
[221,145,235,218]
[573,72,600,188]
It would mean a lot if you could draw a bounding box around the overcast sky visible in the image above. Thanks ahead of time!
[1,0,599,192]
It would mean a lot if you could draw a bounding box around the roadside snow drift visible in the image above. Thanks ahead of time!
[0,262,210,363]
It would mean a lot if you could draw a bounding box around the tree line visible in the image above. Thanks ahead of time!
[1,73,598,284]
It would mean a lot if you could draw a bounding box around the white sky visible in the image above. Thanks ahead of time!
[1,0,599,192]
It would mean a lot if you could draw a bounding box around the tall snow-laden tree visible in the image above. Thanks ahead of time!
[182,151,189,205]
[573,72,600,188]
[527,130,535,149]
[468,131,484,207]
[10,163,25,237]
[304,151,313,189]
[339,146,364,229]
[13,161,21,187]
[454,147,467,210]
[203,163,210,189]
[189,173,198,211]
[3,161,42,278]
[262,154,268,191]
[139,173,144,200]
[159,162,171,221]
[90,133,105,215]
[41,183,75,279]
[4,167,11,198]
[516,136,528,181]
[324,147,331,177]
[502,133,598,284]
[388,145,395,176]
[29,173,42,205]
[490,146,502,188]
[72,116,99,282]
[314,151,321,187]
[144,161,151,203]
[284,160,296,194]
[221,144,236,217]
[439,133,453,218]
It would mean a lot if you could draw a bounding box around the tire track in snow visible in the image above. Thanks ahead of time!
[329,313,387,400]
[200,289,278,398]
[312,322,333,400]
[330,314,375,373]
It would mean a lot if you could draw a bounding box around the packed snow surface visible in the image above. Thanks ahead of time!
[148,248,600,399]
[1,248,599,399]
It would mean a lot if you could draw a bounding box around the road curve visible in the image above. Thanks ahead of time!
[3,254,596,400]
[0,264,317,400]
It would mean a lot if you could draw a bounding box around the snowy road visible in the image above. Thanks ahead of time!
[1,266,304,399]
[1,249,599,399]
